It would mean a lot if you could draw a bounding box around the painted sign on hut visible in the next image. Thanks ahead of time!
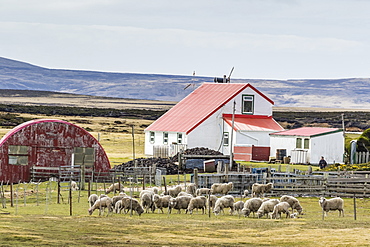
[0,119,110,183]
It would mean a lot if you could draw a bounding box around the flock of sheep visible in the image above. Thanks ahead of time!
[87,181,345,219]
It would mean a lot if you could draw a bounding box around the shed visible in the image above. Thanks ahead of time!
[269,127,344,165]
[0,119,111,183]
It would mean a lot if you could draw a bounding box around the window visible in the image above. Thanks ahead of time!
[163,132,168,144]
[223,132,229,146]
[296,138,302,149]
[177,133,183,144]
[8,145,28,165]
[242,95,254,114]
[304,138,310,149]
[150,132,155,143]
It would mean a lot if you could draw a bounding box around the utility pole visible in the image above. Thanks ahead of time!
[229,101,236,170]
[132,125,135,160]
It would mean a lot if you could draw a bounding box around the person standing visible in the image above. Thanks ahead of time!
[319,156,327,169]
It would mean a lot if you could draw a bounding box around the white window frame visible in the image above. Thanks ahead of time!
[242,95,254,114]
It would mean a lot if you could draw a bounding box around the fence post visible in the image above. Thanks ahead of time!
[10,183,13,207]
[354,194,357,220]
[69,181,73,216]
[194,169,199,188]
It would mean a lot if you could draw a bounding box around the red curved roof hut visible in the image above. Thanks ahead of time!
[0,119,111,183]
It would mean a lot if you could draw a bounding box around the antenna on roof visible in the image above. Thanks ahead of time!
[214,67,234,83]
[184,71,196,90]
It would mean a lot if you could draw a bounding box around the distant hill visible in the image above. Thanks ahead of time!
[1,56,370,109]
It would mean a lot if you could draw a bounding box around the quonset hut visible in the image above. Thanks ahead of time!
[0,119,111,183]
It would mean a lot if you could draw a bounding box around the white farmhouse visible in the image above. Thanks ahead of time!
[144,82,284,161]
[269,127,344,165]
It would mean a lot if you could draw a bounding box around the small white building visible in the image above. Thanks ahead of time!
[144,82,284,161]
[269,127,344,165]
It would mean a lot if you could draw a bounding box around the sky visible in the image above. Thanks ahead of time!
[1,0,370,80]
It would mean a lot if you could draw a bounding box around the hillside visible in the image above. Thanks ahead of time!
[1,57,370,109]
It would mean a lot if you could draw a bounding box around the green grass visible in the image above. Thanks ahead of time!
[1,181,370,246]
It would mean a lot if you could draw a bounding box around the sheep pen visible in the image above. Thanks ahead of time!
[1,184,370,247]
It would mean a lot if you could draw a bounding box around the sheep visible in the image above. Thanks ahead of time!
[251,183,273,197]
[71,181,79,191]
[271,201,291,219]
[185,183,197,197]
[233,201,245,215]
[115,200,123,214]
[213,195,235,216]
[169,195,192,214]
[280,195,303,215]
[187,196,207,214]
[196,188,211,196]
[88,194,99,208]
[88,196,114,216]
[112,194,129,207]
[164,185,182,197]
[211,182,233,195]
[243,190,249,198]
[153,194,172,213]
[257,199,280,218]
[319,197,344,217]
[105,182,124,194]
[121,197,144,216]
[208,195,218,210]
[177,192,194,197]
[141,192,155,213]
[140,189,155,199]
[241,198,263,217]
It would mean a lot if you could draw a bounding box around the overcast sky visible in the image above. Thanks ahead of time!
[1,0,370,79]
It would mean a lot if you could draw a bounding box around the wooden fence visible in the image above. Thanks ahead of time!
[195,170,370,198]
[354,151,370,164]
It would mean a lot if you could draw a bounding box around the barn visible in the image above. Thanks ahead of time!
[269,127,344,165]
[0,119,111,183]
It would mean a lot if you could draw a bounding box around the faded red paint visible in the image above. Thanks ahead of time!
[0,119,111,183]
[233,145,270,161]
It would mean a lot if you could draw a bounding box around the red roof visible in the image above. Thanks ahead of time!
[145,83,274,134]
[270,127,342,137]
[223,114,284,132]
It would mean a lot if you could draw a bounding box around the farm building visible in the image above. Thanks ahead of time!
[269,127,344,165]
[144,82,284,161]
[0,119,111,183]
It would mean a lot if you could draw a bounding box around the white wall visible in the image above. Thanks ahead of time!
[311,132,344,164]
[144,131,186,156]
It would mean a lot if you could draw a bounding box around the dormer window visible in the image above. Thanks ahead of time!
[242,95,254,114]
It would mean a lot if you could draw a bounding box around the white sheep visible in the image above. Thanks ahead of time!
[88,194,98,208]
[88,196,114,216]
[153,194,172,213]
[105,182,124,194]
[186,183,197,197]
[141,192,155,213]
[115,200,123,214]
[71,181,79,191]
[208,195,218,210]
[164,185,182,197]
[271,201,291,219]
[169,195,192,214]
[280,195,303,215]
[257,199,280,218]
[251,183,273,197]
[319,197,344,217]
[196,188,211,196]
[241,198,263,217]
[233,201,245,215]
[243,190,249,198]
[187,196,207,214]
[213,195,235,216]
[211,182,233,195]
[121,197,144,216]
[177,192,194,197]
[112,195,128,207]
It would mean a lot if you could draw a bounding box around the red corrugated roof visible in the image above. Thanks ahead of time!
[223,114,284,131]
[270,127,341,137]
[145,83,274,134]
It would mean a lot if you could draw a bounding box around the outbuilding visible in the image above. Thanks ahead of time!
[269,127,344,165]
[0,119,111,183]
